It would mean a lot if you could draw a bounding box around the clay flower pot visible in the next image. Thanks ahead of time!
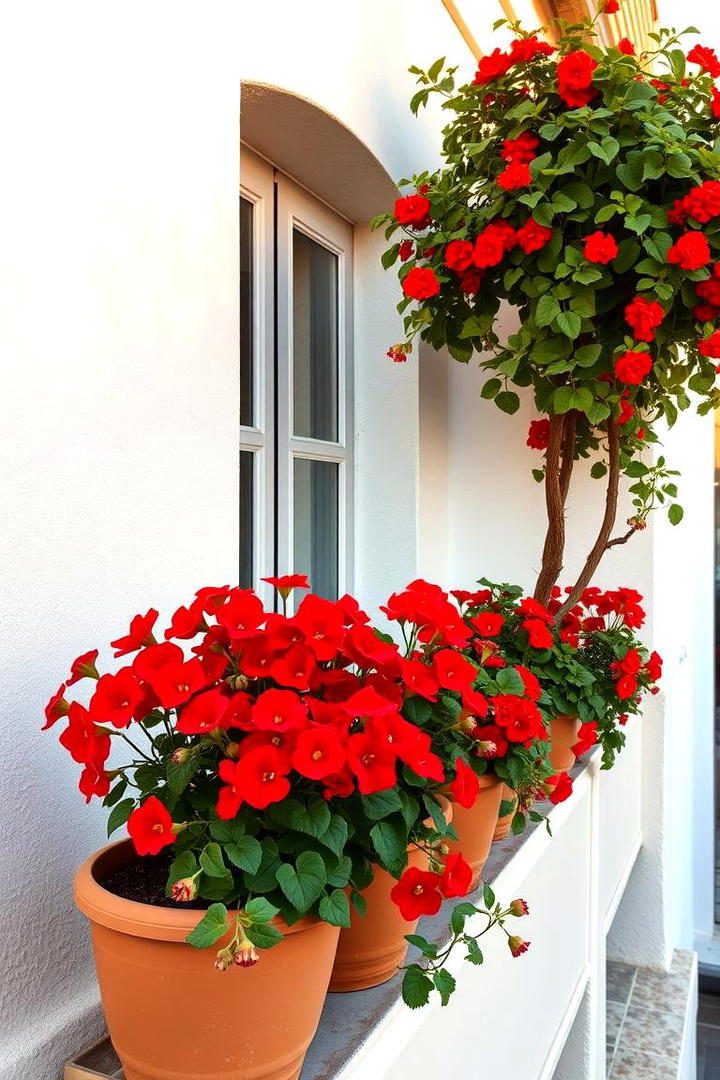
[492,783,518,842]
[548,713,581,775]
[445,773,503,890]
[75,840,340,1080]
[329,798,452,993]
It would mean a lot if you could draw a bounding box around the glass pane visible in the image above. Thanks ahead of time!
[239,450,254,589]
[240,197,254,428]
[293,458,338,600]
[292,230,338,441]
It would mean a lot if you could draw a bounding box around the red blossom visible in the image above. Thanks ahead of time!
[614,350,653,385]
[390,867,443,920]
[699,330,720,358]
[89,668,145,729]
[572,721,598,757]
[347,723,397,794]
[293,594,346,661]
[497,161,532,191]
[509,36,554,63]
[448,757,480,808]
[584,231,618,264]
[624,297,664,341]
[432,649,478,692]
[164,601,207,640]
[176,687,230,734]
[43,683,70,730]
[399,240,414,262]
[500,131,539,163]
[292,726,346,779]
[145,657,208,709]
[515,219,553,254]
[217,746,291,814]
[261,573,310,599]
[508,935,531,957]
[127,796,176,856]
[67,650,99,686]
[688,44,720,78]
[473,230,506,268]
[616,674,638,700]
[59,702,111,767]
[473,49,513,86]
[667,231,711,271]
[527,418,550,450]
[711,88,720,119]
[618,38,634,55]
[546,771,573,804]
[444,240,474,272]
[252,688,308,732]
[394,194,431,228]
[440,852,473,898]
[402,266,440,300]
[472,722,508,758]
[110,609,159,657]
[470,612,504,637]
[605,0,619,11]
[459,268,484,294]
[522,617,553,649]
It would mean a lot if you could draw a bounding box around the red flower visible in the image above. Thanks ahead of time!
[618,397,634,424]
[217,746,291,815]
[43,683,70,729]
[584,231,618,265]
[699,331,720,358]
[59,702,111,766]
[470,612,504,637]
[110,609,158,657]
[616,674,638,700]
[527,418,550,450]
[79,761,110,803]
[473,230,506,269]
[618,38,634,55]
[473,49,513,86]
[164,601,206,641]
[696,277,720,305]
[252,688,308,732]
[624,297,664,341]
[401,658,440,701]
[292,726,346,779]
[402,266,440,300]
[67,650,99,686]
[215,589,265,642]
[667,232,711,271]
[433,649,478,692]
[347,722,397,794]
[557,50,598,108]
[390,867,443,920]
[604,0,619,11]
[448,758,480,808]
[500,132,539,164]
[519,597,554,623]
[133,641,183,681]
[472,723,508,758]
[344,623,400,670]
[509,36,554,63]
[645,650,663,682]
[261,573,310,600]
[688,44,720,78]
[614,350,652,385]
[493,695,545,742]
[293,594,345,661]
[516,665,542,701]
[146,657,208,709]
[89,668,145,729]
[572,721,598,757]
[399,240,414,262]
[270,644,316,690]
[127,796,176,856]
[459,268,484,294]
[617,647,642,675]
[508,935,531,957]
[711,88,720,119]
[461,688,490,718]
[176,687,229,734]
[522,618,553,649]
[546,771,573,804]
[340,686,398,718]
[445,240,475,272]
[695,303,719,322]
[394,194,432,228]
[440,852,473,898]
[497,161,532,191]
[516,220,553,254]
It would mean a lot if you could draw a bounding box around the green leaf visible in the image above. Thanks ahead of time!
[616,160,644,192]
[402,965,433,1009]
[555,311,582,339]
[107,798,135,838]
[350,889,367,917]
[103,778,128,807]
[381,244,400,270]
[668,504,684,525]
[185,903,229,949]
[483,883,496,909]
[370,820,409,876]
[166,850,198,893]
[464,937,484,965]
[318,814,349,859]
[536,294,561,328]
[318,888,352,928]
[167,754,198,796]
[276,852,327,913]
[613,239,640,274]
[450,901,477,935]
[481,377,502,400]
[209,818,246,844]
[495,391,520,415]
[245,921,284,949]
[590,461,607,479]
[433,968,456,1006]
[361,789,404,820]
[575,344,601,368]
[200,842,227,878]
[495,667,525,695]
[245,897,280,923]
[270,796,331,839]
[625,460,648,478]
[225,836,263,875]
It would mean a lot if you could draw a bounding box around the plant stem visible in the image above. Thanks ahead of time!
[534,414,566,606]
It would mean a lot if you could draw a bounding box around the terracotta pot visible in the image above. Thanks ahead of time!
[445,773,503,889]
[329,798,452,993]
[75,840,340,1080]
[492,784,518,842]
[548,713,581,775]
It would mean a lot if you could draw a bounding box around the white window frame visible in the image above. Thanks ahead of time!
[276,173,354,603]
[240,147,275,604]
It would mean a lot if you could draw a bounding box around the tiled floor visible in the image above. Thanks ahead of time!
[606,951,695,1078]
[698,989,720,1080]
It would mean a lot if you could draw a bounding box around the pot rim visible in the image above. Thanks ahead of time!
[74,838,323,943]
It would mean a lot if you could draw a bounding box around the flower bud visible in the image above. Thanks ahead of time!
[475,739,498,759]
[214,948,233,972]
[228,674,249,692]
[508,898,529,918]
[171,747,191,765]
[171,876,198,903]
[508,935,531,958]
[225,741,240,759]
[233,938,260,968]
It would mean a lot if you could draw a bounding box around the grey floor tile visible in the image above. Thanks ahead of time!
[620,1004,685,1059]
[608,961,638,1004]
[631,969,690,1016]
[610,1047,679,1079]
[607,1000,627,1049]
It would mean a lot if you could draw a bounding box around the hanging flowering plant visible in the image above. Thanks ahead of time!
[45,579,530,1006]
[376,8,720,611]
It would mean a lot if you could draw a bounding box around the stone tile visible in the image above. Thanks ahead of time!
[606,1000,627,1049]
[607,961,637,1004]
[606,1046,615,1078]
[630,969,690,1016]
[670,949,694,978]
[610,1047,678,1079]
[619,1004,684,1059]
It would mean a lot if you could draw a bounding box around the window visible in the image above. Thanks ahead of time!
[240,146,353,602]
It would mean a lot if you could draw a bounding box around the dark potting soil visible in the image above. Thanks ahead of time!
[98,852,211,910]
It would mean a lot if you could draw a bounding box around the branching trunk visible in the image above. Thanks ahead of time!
[533,415,567,607]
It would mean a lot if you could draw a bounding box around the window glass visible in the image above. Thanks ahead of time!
[240,197,254,428]
[293,458,338,599]
[239,450,254,588]
[292,230,338,441]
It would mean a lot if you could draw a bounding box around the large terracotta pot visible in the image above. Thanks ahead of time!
[445,773,503,889]
[329,798,452,993]
[75,840,340,1080]
[548,713,581,775]
[492,783,518,842]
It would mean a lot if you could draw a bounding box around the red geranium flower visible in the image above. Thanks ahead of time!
[509,36,554,63]
[164,601,207,640]
[79,761,110,803]
[176,687,230,734]
[445,240,474,272]
[252,688,308,732]
[347,723,398,794]
[127,796,176,856]
[402,266,440,300]
[616,674,638,699]
[493,695,545,742]
[645,650,663,682]
[516,665,542,701]
[292,726,346,780]
[390,867,443,920]
[110,609,159,657]
[401,658,440,701]
[440,852,473,898]
[270,644,316,690]
[605,0,619,12]
[473,48,513,86]
[711,88,720,119]
[688,44,720,78]
[527,418,550,450]
[694,303,719,322]
[261,573,310,600]
[43,683,70,729]
[516,219,553,254]
[473,230,506,269]
[344,623,400,670]
[624,297,664,341]
[217,746,291,815]
[497,161,532,191]
[470,612,504,637]
[472,722,509,758]
[146,657,208,709]
[448,757,480,808]
[522,618,553,649]
[618,38,634,55]
[399,240,414,262]
[215,589,265,642]
[572,721,599,757]
[433,649,478,692]
[667,232,711,271]
[394,194,432,228]
[584,231,618,264]
[614,350,653,385]
[89,668,145,729]
[500,131,539,163]
[340,685,398,718]
[699,330,720,358]
[557,49,597,89]
[546,771,573,804]
[459,268,484,294]
[133,641,184,681]
[59,702,111,765]
[293,594,346,661]
[67,650,99,686]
